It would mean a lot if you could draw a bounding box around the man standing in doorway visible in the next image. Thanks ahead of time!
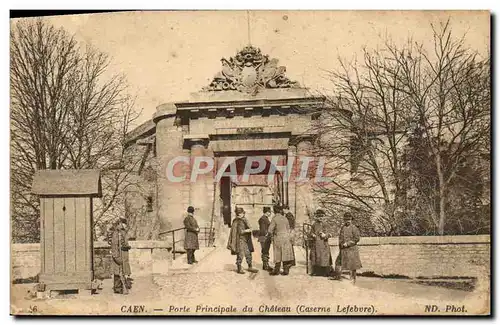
[183,206,200,264]
[267,205,295,276]
[283,205,295,230]
[227,207,259,274]
[258,206,273,271]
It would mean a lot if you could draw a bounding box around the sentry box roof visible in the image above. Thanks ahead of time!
[31,169,102,197]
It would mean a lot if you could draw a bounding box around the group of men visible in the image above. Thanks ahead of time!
[308,209,362,283]
[109,204,362,295]
[181,204,362,281]
[227,205,297,275]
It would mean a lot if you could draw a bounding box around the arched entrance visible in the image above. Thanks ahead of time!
[218,156,285,229]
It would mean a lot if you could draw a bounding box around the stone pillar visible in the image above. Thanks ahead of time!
[154,104,187,241]
[287,145,297,217]
[188,139,212,228]
[204,146,216,234]
[295,139,315,225]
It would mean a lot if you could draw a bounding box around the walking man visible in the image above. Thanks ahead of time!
[309,209,333,277]
[227,207,259,274]
[183,206,200,264]
[338,212,362,283]
[258,206,273,271]
[110,217,131,294]
[267,205,295,276]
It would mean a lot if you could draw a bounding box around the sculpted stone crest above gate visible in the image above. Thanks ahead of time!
[202,45,300,94]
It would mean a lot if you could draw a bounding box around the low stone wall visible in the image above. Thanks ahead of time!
[11,243,40,281]
[11,241,172,281]
[12,235,491,280]
[328,235,490,278]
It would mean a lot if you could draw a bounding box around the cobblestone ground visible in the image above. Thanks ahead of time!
[11,245,489,315]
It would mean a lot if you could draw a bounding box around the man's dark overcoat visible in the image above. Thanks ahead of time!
[309,220,332,267]
[227,217,254,255]
[339,224,362,270]
[183,213,200,250]
[111,226,131,276]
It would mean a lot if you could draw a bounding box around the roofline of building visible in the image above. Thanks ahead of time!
[125,89,326,146]
[125,119,156,147]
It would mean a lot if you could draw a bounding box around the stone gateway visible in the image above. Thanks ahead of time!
[125,46,325,242]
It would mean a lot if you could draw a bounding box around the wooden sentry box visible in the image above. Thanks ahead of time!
[31,169,102,294]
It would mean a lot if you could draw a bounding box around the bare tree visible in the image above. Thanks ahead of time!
[392,20,490,235]
[10,18,142,242]
[311,47,414,235]
[312,20,490,235]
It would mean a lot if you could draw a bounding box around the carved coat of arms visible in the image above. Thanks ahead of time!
[203,45,299,94]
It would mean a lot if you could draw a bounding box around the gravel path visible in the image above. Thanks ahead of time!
[11,246,489,315]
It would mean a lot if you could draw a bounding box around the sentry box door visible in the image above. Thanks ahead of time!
[40,198,93,282]
[32,169,101,291]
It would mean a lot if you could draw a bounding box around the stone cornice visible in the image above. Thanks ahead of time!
[183,134,210,149]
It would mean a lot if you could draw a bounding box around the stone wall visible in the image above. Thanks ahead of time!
[12,235,490,281]
[11,243,40,281]
[329,235,490,278]
[11,241,172,281]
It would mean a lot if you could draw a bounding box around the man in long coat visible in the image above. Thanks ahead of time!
[227,207,259,274]
[283,204,297,265]
[267,205,295,276]
[258,206,273,271]
[110,217,131,294]
[309,209,333,277]
[339,212,362,283]
[183,206,200,264]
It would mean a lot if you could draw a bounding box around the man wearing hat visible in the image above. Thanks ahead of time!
[267,205,295,276]
[183,206,200,264]
[227,207,259,274]
[110,217,131,294]
[258,206,273,271]
[308,209,333,277]
[338,212,362,283]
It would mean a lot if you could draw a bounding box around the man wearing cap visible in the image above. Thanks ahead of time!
[258,206,273,271]
[227,207,259,274]
[267,205,295,276]
[110,217,131,294]
[309,209,333,277]
[183,206,200,265]
[338,212,362,283]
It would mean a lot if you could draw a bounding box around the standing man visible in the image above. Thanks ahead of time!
[339,212,362,283]
[258,206,273,271]
[267,205,295,276]
[183,206,200,264]
[110,217,131,294]
[283,204,297,266]
[283,205,295,230]
[309,209,333,277]
[227,207,259,274]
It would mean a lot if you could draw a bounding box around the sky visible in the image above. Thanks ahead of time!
[13,10,490,126]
